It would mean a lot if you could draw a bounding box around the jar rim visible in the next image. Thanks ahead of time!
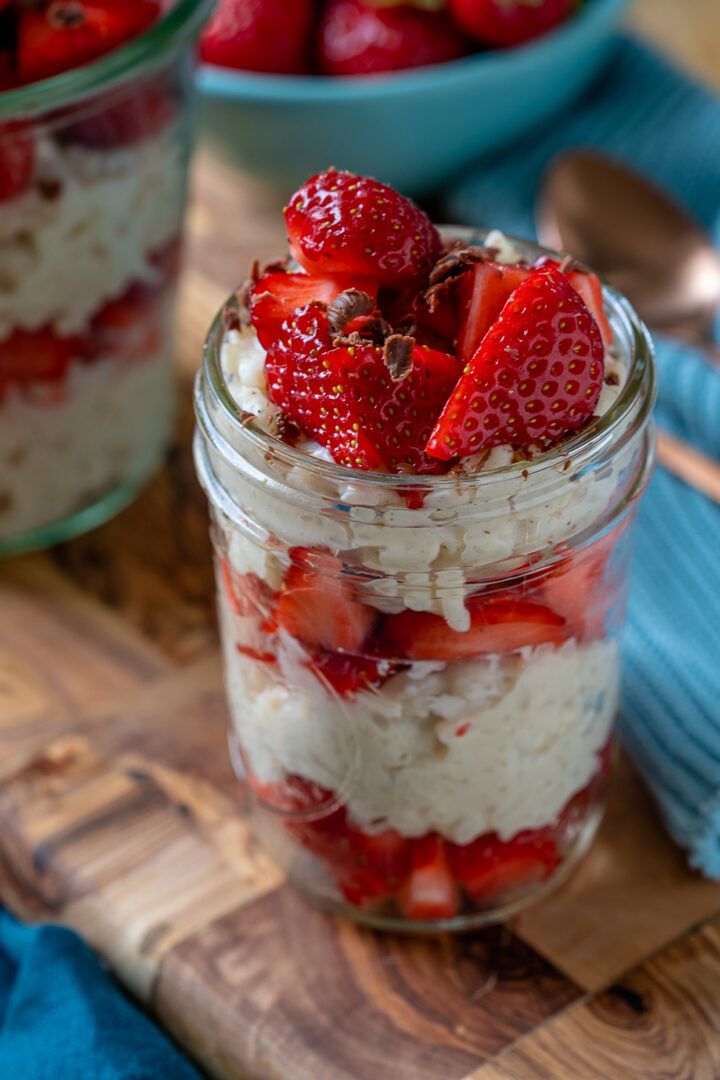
[0,0,215,121]
[200,228,657,492]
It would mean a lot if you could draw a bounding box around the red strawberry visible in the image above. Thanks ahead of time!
[267,548,377,653]
[250,270,377,351]
[456,259,531,364]
[322,340,462,474]
[336,828,411,907]
[0,328,84,397]
[536,258,614,350]
[427,265,604,459]
[0,50,16,91]
[265,303,460,472]
[265,303,385,470]
[310,647,399,698]
[18,0,161,84]
[220,556,276,619]
[200,0,314,74]
[318,0,466,77]
[398,835,460,921]
[62,84,175,148]
[447,828,560,904]
[0,122,35,203]
[447,0,575,47]
[285,170,442,289]
[383,598,567,661]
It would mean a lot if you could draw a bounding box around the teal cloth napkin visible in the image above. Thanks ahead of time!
[0,910,203,1079]
[446,36,720,878]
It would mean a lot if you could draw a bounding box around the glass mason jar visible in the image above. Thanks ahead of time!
[194,233,656,932]
[0,0,214,556]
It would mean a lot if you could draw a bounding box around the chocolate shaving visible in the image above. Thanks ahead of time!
[327,289,376,336]
[36,177,62,201]
[427,245,489,287]
[447,448,492,477]
[605,371,620,386]
[384,335,414,382]
[275,413,302,446]
[49,1,84,29]
[559,254,582,274]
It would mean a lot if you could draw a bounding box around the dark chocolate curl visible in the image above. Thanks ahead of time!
[384,335,415,382]
[327,289,376,335]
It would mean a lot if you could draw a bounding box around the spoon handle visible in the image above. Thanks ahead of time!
[656,430,720,505]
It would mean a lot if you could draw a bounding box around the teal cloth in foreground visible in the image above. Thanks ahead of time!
[0,910,203,1079]
[447,36,720,878]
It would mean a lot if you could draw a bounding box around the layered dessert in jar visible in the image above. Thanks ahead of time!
[0,0,213,552]
[194,169,656,929]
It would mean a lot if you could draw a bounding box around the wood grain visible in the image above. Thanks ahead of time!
[0,660,283,1000]
[156,888,581,1080]
[630,0,720,91]
[471,914,720,1079]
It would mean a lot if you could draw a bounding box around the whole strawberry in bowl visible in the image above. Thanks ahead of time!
[197,0,629,194]
[0,0,214,555]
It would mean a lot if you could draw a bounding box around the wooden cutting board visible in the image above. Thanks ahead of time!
[4,15,720,1068]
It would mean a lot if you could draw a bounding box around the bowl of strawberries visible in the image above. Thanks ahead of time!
[197,0,629,195]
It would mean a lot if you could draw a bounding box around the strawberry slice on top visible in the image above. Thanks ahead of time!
[284,170,443,288]
[426,264,605,460]
[250,269,377,351]
[18,0,162,84]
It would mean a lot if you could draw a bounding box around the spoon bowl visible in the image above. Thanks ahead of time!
[537,149,720,341]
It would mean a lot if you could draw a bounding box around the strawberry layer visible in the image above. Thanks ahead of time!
[0,123,184,340]
[0,337,172,540]
[220,571,619,846]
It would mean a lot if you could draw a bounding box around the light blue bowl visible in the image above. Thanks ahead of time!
[197,0,629,196]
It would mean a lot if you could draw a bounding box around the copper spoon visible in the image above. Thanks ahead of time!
[537,149,720,505]
[537,149,720,351]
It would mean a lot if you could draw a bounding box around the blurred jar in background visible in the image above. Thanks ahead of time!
[0,0,214,555]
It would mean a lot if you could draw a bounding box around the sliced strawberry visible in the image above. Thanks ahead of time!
[457,260,530,365]
[265,304,384,470]
[62,84,175,148]
[447,828,560,904]
[427,265,605,459]
[321,340,462,474]
[0,122,35,203]
[250,270,376,351]
[337,828,411,908]
[318,0,466,76]
[285,170,442,289]
[220,556,276,619]
[236,644,276,664]
[18,0,161,83]
[448,0,575,47]
[0,49,16,91]
[566,269,614,351]
[310,646,401,698]
[0,328,84,396]
[200,0,314,75]
[398,835,460,921]
[383,598,567,661]
[267,548,376,653]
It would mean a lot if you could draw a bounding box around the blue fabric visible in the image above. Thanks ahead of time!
[445,36,720,878]
[0,909,203,1079]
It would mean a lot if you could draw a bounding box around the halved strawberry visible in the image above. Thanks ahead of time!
[0,49,16,92]
[447,828,560,904]
[266,548,376,653]
[337,828,411,908]
[448,0,575,47]
[457,260,530,365]
[0,122,35,203]
[284,170,442,288]
[539,520,628,642]
[426,265,605,459]
[0,328,84,397]
[398,835,460,921]
[310,644,401,698]
[250,271,376,350]
[18,0,162,83]
[383,598,567,661]
[322,340,462,474]
[220,556,276,619]
[566,269,614,351]
[62,84,175,149]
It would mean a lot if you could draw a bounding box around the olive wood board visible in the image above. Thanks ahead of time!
[2,142,720,1078]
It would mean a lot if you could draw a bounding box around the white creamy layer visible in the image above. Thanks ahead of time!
[221,592,618,844]
[0,125,184,339]
[0,349,172,539]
